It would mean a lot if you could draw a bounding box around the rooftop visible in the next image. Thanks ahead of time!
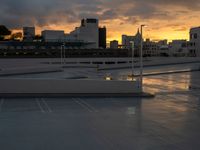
[0,58,200,149]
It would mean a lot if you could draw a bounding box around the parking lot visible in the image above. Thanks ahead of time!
[0,70,200,150]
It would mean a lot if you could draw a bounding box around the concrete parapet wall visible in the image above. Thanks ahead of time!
[0,78,141,94]
[0,66,63,76]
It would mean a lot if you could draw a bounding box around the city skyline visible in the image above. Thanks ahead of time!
[1,0,200,42]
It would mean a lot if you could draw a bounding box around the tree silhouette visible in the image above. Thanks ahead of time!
[11,32,22,41]
[0,25,11,40]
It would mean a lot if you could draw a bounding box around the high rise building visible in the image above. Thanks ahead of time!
[70,18,99,48]
[99,27,106,49]
[23,27,35,41]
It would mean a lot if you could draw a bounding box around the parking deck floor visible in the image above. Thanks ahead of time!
[0,71,200,150]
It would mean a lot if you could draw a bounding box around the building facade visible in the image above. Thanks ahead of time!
[0,41,129,58]
[22,19,105,49]
[23,27,35,41]
[143,39,159,56]
[70,18,99,48]
[99,27,107,49]
[190,27,200,57]
[122,29,141,50]
[110,40,119,49]
[121,29,141,56]
[169,40,188,57]
[122,35,135,49]
[41,30,65,42]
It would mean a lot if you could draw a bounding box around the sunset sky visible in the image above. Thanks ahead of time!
[1,0,200,43]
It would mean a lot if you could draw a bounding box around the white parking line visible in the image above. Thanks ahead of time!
[77,98,98,112]
[73,98,93,113]
[41,98,52,113]
[35,98,45,113]
[0,98,4,112]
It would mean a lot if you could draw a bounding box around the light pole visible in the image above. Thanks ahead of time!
[60,45,63,66]
[60,43,66,66]
[63,43,65,65]
[130,41,134,81]
[140,25,146,91]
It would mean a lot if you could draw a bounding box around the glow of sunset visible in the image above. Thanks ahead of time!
[7,0,200,44]
[12,17,198,44]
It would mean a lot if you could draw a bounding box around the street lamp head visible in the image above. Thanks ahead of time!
[141,24,147,28]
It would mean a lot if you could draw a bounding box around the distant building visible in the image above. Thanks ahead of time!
[158,40,168,46]
[159,45,169,56]
[110,40,118,49]
[122,35,135,49]
[0,41,129,58]
[23,27,35,41]
[36,18,105,49]
[70,18,99,48]
[157,40,169,56]
[122,29,141,56]
[143,39,159,57]
[41,30,65,42]
[189,27,200,57]
[99,27,106,49]
[169,40,188,56]
[0,41,91,51]
[122,29,141,49]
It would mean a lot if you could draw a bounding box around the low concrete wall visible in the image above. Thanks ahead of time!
[0,66,63,76]
[0,78,141,95]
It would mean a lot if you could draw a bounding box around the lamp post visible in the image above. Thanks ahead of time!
[140,25,146,91]
[63,43,65,65]
[60,45,63,66]
[60,43,65,66]
[130,41,134,81]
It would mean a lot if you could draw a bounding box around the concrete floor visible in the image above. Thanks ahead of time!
[0,71,200,150]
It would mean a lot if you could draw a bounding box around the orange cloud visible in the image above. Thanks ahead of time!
[6,0,200,43]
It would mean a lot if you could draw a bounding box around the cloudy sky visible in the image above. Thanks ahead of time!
[1,0,200,42]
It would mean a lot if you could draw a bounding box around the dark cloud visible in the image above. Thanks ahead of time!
[99,9,119,20]
[0,0,200,29]
[0,0,102,28]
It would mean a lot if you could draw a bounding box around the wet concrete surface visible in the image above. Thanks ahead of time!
[0,71,200,150]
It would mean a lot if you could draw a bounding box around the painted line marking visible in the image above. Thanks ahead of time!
[41,98,52,113]
[0,98,4,112]
[73,98,93,112]
[77,98,98,112]
[35,98,45,113]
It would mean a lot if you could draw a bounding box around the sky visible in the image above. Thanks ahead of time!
[1,0,200,43]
